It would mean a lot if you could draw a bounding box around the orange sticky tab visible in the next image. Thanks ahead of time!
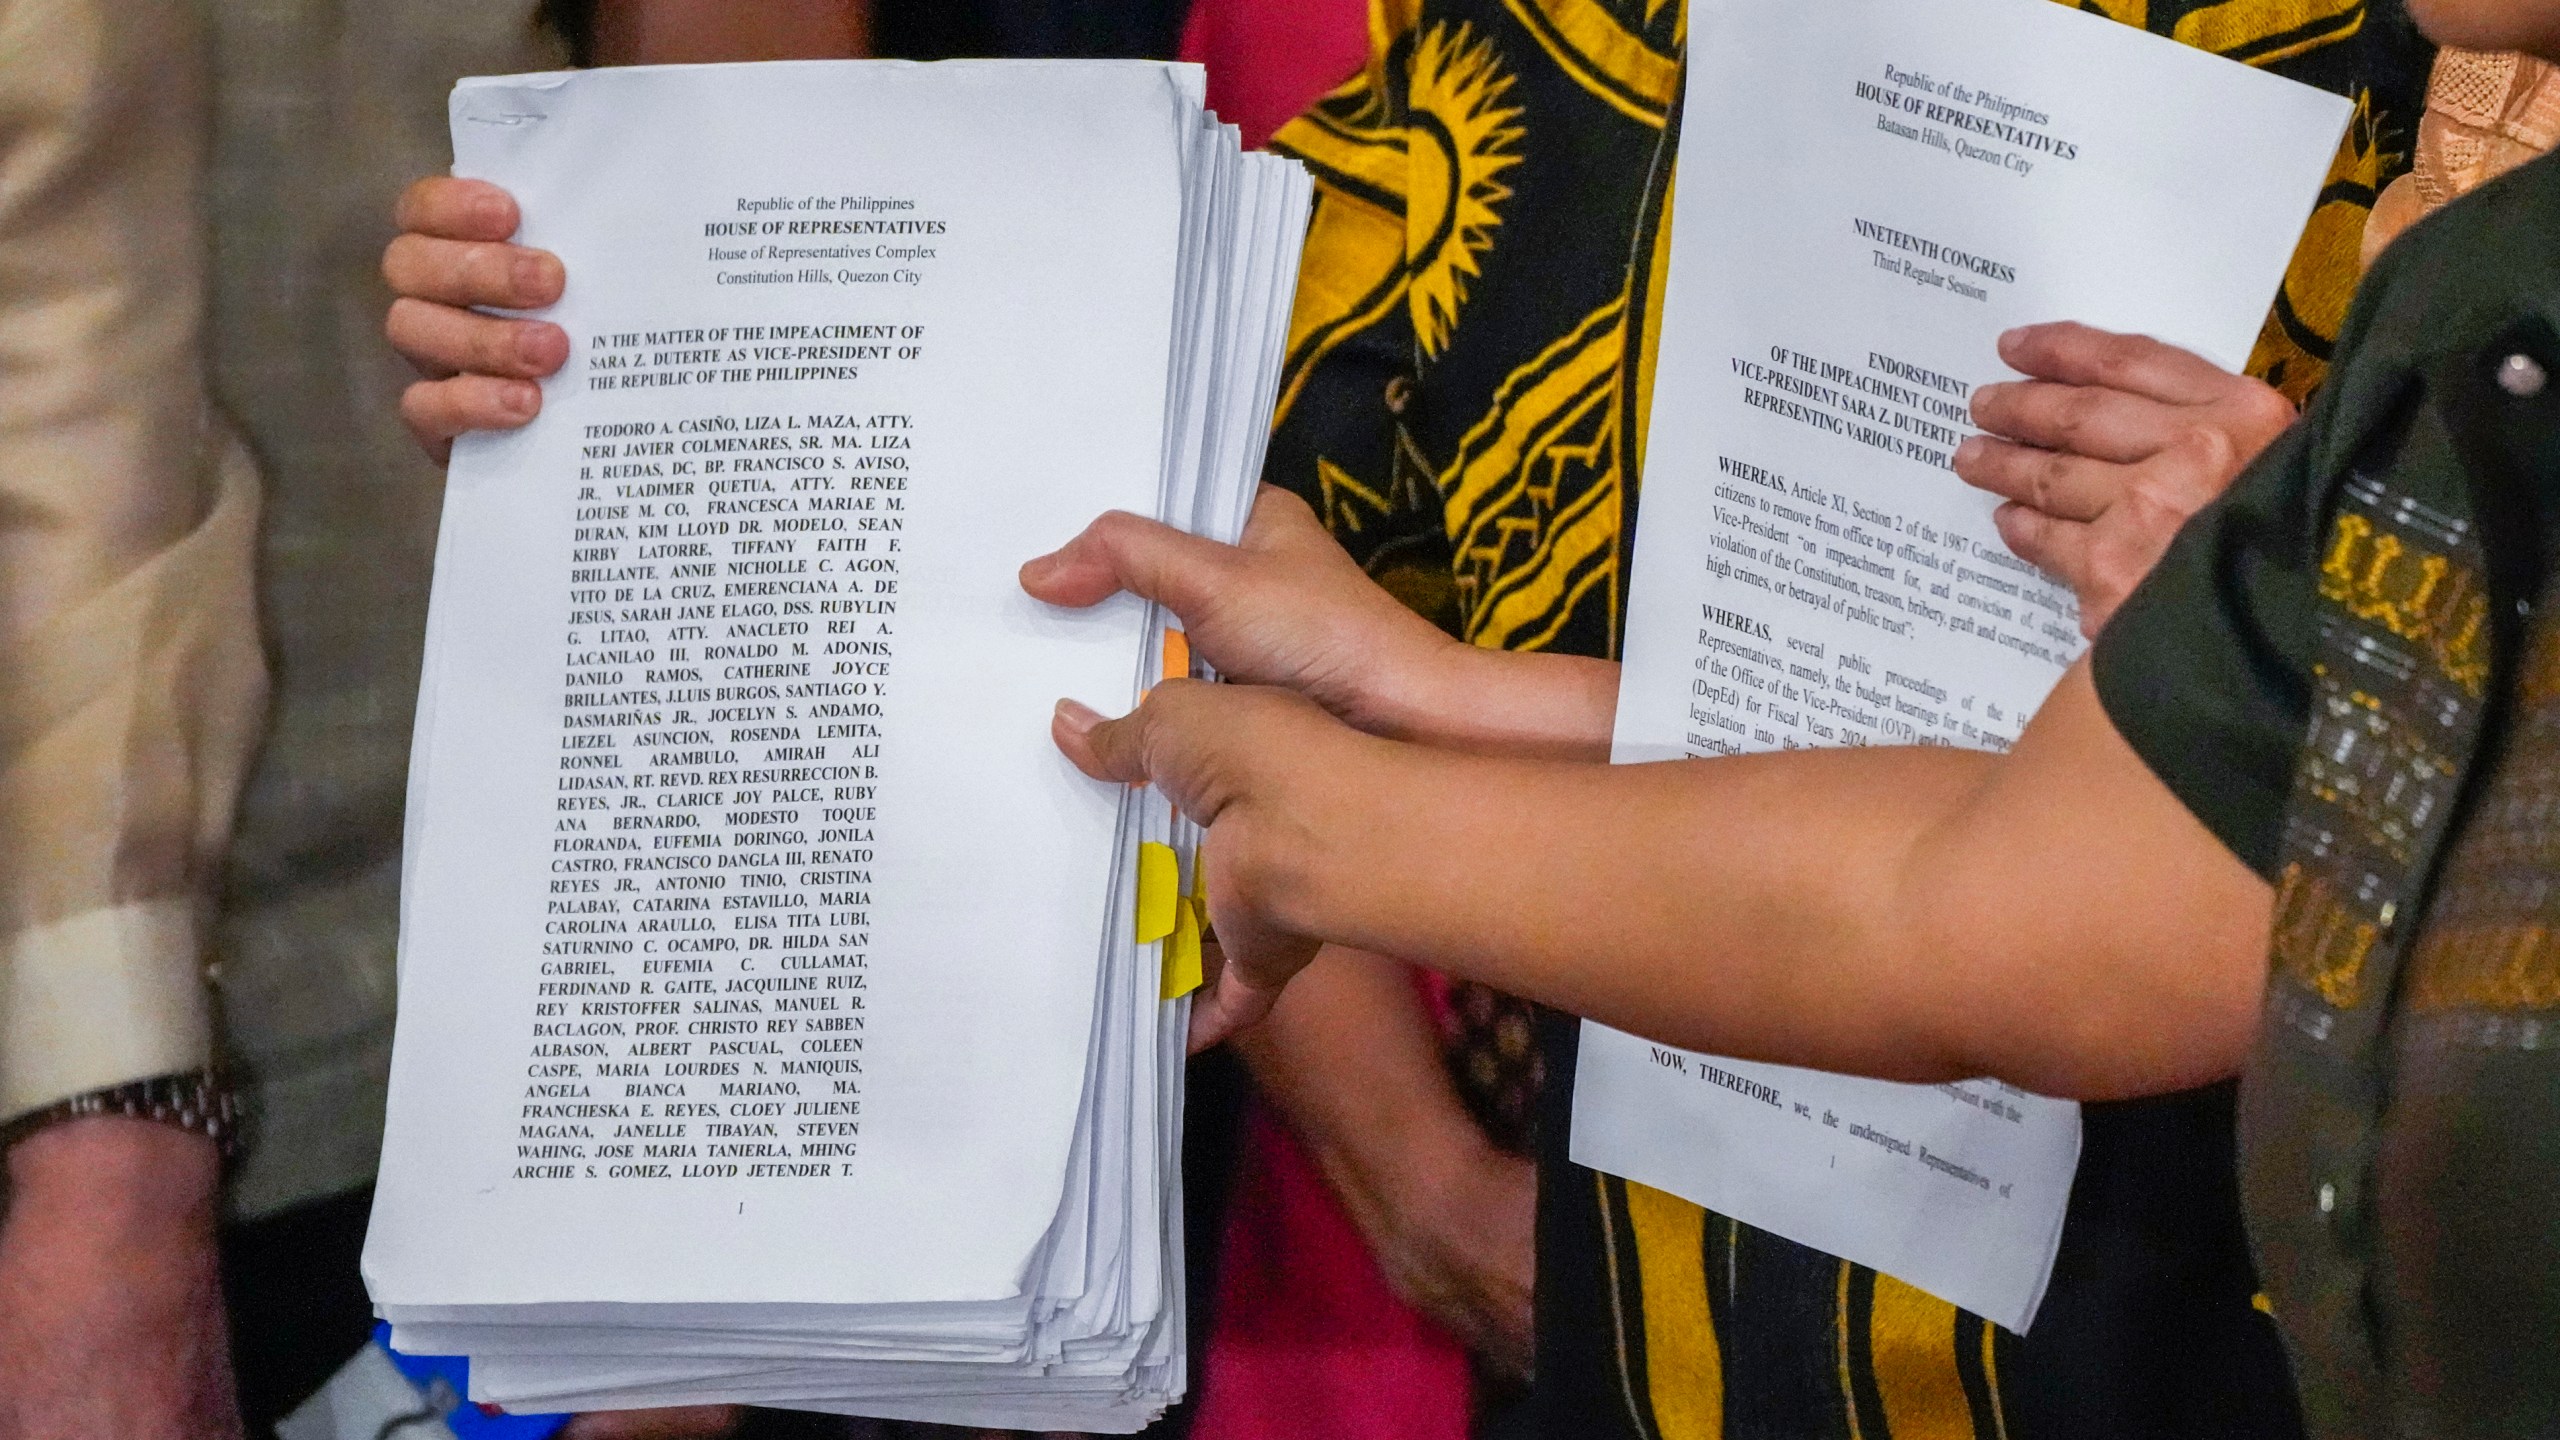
[1162,899,1204,1000]
[1162,629,1191,683]
[1136,842,1180,944]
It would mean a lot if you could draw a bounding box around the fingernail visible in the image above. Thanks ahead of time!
[502,382,540,419]
[1055,698,1103,736]
[517,325,555,367]
[1997,327,2026,353]
[513,253,553,301]
[1953,435,1981,467]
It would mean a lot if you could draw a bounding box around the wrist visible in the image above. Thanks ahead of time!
[0,1117,242,1440]
[1247,714,1402,944]
[1349,628,1482,743]
[5,1116,222,1251]
[1374,641,1620,760]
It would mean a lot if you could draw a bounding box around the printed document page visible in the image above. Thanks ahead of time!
[1575,0,2349,1331]
[367,62,1189,1310]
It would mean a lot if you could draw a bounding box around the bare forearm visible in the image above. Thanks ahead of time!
[1234,947,1485,1204]
[1282,732,1989,1074]
[1261,667,2271,1099]
[1377,646,1621,762]
[1231,946,1535,1373]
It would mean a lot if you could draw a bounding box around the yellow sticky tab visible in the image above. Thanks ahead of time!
[1162,898,1204,1000]
[1136,842,1180,944]
[1162,629,1192,683]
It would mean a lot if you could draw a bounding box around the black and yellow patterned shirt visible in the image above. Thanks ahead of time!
[1259,0,2432,1435]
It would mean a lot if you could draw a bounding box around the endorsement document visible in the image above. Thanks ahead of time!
[1572,0,2349,1331]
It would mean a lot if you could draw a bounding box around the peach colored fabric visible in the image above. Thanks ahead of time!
[2365,50,2560,268]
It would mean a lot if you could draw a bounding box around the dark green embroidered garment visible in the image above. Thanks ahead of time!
[2098,148,2560,1440]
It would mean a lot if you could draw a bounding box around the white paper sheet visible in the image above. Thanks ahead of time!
[373,59,1190,1312]
[1574,0,2350,1332]
[365,58,1308,1432]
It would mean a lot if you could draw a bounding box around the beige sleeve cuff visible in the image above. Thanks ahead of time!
[0,431,265,1127]
[0,899,209,1124]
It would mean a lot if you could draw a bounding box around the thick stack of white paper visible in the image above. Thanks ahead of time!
[365,60,1307,1433]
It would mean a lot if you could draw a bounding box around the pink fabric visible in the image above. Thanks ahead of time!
[1177,0,1374,150]
[1192,1108,1475,1440]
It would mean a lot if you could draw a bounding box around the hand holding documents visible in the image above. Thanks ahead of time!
[1573,0,2352,1332]
[363,60,1307,1432]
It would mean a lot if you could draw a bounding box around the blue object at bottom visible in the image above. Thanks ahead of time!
[372,1323,571,1440]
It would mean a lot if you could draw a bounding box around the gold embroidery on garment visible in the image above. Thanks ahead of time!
[2408,924,2560,1011]
[1285,105,1412,208]
[1500,0,1682,127]
[2404,621,2560,1017]
[1287,0,1421,207]
[2273,487,2485,1026]
[1405,22,1527,358]
[1316,456,1393,536]
[1437,115,1673,657]
[1271,196,1408,429]
[2273,861,2384,1009]
[2318,511,2492,697]
[1368,0,1428,70]
[1271,14,1526,422]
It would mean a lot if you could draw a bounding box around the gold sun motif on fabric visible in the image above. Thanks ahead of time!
[1404,22,1527,359]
